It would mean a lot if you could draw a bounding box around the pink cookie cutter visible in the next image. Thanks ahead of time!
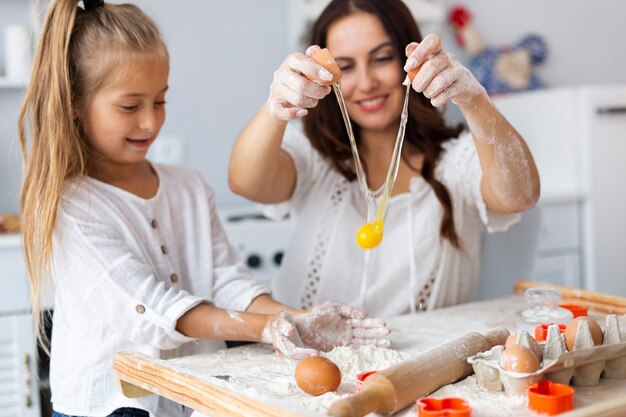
[416,397,472,417]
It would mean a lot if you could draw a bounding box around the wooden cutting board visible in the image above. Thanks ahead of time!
[114,350,318,417]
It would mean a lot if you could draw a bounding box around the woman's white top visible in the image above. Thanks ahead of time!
[50,164,269,417]
[263,123,520,318]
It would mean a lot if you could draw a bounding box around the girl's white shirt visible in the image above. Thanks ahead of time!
[49,164,269,417]
[263,122,520,318]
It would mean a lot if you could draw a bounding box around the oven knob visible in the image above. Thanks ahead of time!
[273,251,284,266]
[246,254,262,269]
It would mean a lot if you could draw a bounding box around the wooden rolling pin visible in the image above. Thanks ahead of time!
[327,327,509,417]
[514,280,626,314]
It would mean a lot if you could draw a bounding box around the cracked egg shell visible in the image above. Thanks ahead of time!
[501,344,540,373]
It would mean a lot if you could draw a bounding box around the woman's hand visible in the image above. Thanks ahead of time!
[262,311,320,360]
[267,45,334,121]
[293,301,391,352]
[404,34,486,108]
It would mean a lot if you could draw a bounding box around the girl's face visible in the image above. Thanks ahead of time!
[82,58,169,167]
[327,12,404,135]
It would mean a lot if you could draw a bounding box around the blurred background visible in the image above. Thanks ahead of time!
[0,2,625,415]
[1,0,625,212]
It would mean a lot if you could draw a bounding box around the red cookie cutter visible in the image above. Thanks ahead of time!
[559,304,588,318]
[535,323,567,342]
[416,397,472,417]
[528,380,575,415]
[355,370,377,392]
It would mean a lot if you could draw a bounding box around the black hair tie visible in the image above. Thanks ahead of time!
[82,0,104,11]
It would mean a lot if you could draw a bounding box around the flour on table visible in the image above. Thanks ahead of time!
[432,376,530,417]
[166,344,410,414]
[323,345,412,390]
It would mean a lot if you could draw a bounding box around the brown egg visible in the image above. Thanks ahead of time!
[295,356,341,396]
[500,344,540,373]
[505,332,542,362]
[505,333,517,349]
[565,316,603,351]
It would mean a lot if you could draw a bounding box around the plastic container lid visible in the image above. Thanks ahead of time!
[355,370,377,392]
[416,397,472,417]
[559,304,588,318]
[528,380,574,415]
[535,323,567,342]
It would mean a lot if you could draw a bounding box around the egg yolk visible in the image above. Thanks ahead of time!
[356,220,384,249]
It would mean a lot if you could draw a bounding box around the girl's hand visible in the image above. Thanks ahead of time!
[266,45,333,121]
[293,301,391,352]
[404,34,487,108]
[262,311,319,360]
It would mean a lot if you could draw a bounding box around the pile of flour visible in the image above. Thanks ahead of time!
[168,344,411,414]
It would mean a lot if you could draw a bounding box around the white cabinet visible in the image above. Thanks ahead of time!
[0,236,29,313]
[535,202,583,288]
[493,85,626,296]
[0,313,39,417]
[0,236,40,417]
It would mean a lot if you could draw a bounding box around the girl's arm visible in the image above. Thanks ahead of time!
[228,46,333,203]
[175,302,318,360]
[176,296,391,358]
[404,34,540,213]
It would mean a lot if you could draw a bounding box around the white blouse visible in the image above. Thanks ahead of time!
[263,122,520,318]
[50,164,269,417]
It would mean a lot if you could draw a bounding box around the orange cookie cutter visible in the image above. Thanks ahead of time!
[559,304,588,318]
[535,323,567,341]
[416,397,472,417]
[355,370,377,392]
[528,380,575,415]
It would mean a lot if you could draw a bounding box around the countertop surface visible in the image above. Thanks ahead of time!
[114,296,626,417]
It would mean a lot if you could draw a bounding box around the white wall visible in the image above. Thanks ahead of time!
[1,0,625,213]
[438,0,626,87]
[131,0,289,209]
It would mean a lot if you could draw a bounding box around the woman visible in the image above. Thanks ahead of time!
[229,0,539,318]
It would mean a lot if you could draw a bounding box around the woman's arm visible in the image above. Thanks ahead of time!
[458,93,540,213]
[404,34,540,213]
[228,46,333,203]
[228,104,297,203]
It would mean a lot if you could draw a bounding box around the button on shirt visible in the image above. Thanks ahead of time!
[50,164,269,417]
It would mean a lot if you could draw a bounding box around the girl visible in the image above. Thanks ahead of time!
[18,1,389,416]
[229,0,540,318]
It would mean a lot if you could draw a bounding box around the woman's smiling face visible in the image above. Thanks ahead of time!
[327,11,404,134]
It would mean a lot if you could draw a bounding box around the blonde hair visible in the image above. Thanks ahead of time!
[18,0,168,349]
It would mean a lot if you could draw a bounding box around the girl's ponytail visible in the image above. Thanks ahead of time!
[18,0,84,352]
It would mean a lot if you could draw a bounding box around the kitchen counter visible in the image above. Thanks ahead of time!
[114,296,626,417]
[0,233,20,249]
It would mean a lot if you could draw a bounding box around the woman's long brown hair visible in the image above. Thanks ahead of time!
[304,0,464,248]
[18,0,168,350]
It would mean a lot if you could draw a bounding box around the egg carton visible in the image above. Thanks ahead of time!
[467,314,626,395]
